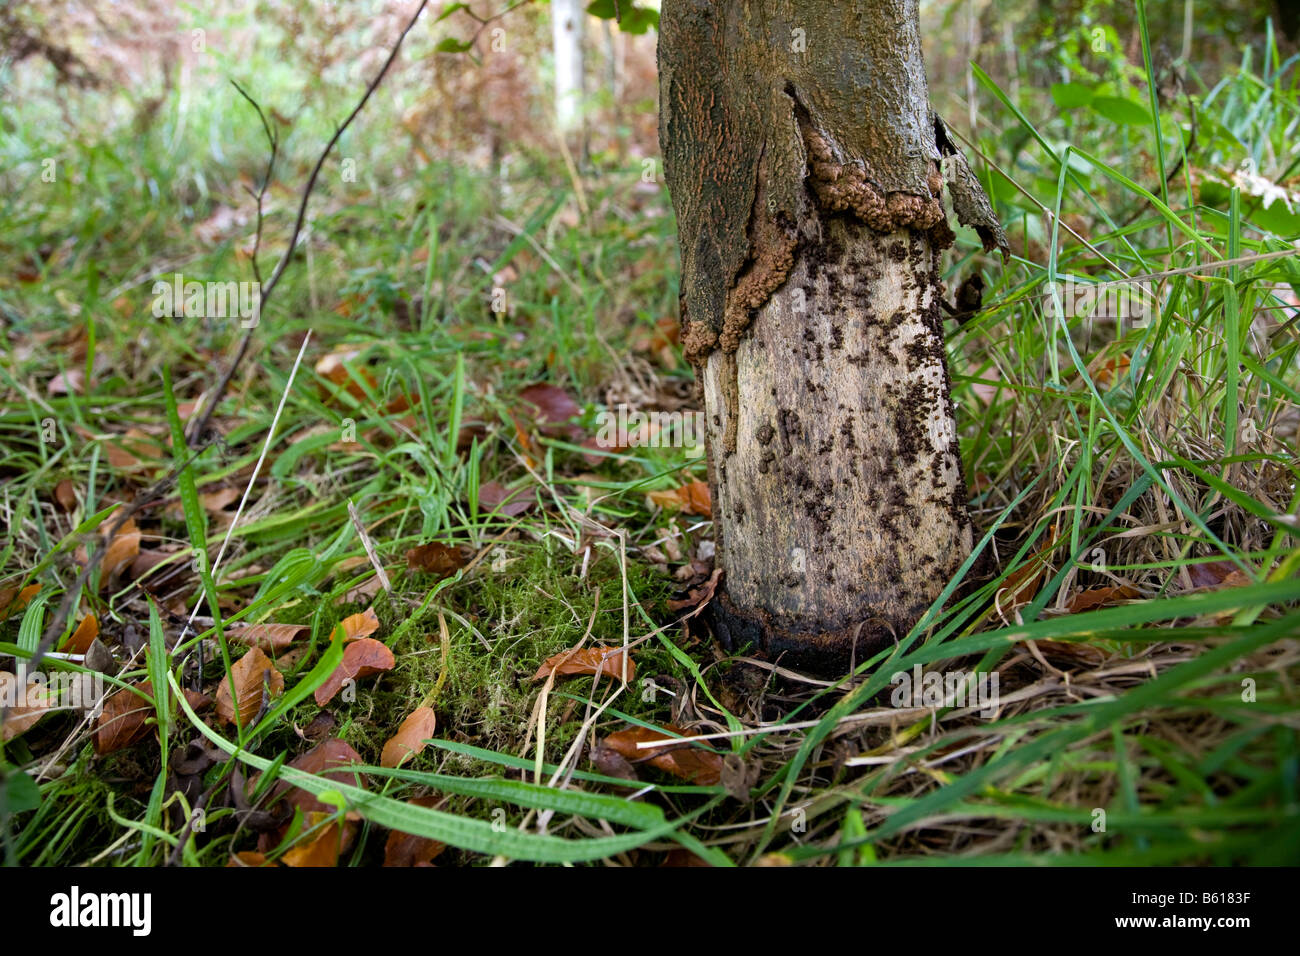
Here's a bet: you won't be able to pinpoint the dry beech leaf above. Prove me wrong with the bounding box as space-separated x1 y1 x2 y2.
1067 585 1140 613
280 811 357 868
384 796 446 867
64 614 99 654
216 646 285 725
999 533 1060 606
264 738 365 820
315 348 377 400
601 723 723 786
338 606 381 641
90 427 162 471
314 638 395 706
340 575 384 607
668 566 723 616
95 681 156 754
0 583 41 622
517 383 586 448
199 487 242 514
580 433 623 465
633 316 682 367
456 422 488 452
1188 560 1253 591
518 383 582 425
47 368 86 396
532 645 636 683
99 517 141 584
647 480 711 517
258 738 366 857
54 479 78 512
0 671 59 742
405 542 468 578
479 481 533 517
230 622 309 652
380 706 438 769
129 549 178 585
1090 352 1131 387
590 743 640 784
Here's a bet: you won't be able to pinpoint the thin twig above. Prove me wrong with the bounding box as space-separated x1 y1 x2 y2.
186 0 431 448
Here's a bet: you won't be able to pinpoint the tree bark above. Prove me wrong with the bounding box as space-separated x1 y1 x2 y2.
659 0 1007 673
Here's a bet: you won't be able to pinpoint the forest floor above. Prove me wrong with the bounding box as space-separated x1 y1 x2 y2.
2 7 1299 866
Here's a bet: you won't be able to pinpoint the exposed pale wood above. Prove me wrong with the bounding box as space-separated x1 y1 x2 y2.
659 0 1003 672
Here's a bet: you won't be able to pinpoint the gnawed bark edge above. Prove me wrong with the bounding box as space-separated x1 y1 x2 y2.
660 2 1007 385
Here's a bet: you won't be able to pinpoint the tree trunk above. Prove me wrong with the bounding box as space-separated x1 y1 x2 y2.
551 0 586 140
658 0 1007 673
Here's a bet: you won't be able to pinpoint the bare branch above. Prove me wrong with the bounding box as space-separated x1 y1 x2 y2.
185 0 432 448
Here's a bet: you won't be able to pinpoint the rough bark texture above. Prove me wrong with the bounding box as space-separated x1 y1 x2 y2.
659 0 1006 674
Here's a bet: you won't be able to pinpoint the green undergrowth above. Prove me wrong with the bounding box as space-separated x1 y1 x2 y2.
1 3 1298 866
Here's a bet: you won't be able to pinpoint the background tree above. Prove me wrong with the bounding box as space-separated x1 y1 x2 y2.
659 0 1008 673
551 0 586 142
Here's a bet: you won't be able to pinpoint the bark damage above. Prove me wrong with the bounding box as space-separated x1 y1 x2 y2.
663 1 1004 375
659 0 1006 672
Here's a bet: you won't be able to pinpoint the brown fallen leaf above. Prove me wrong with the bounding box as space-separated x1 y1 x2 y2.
405 541 468 578
667 566 723 617
48 368 86 396
1187 560 1253 590
532 645 636 683
95 681 156 754
0 583 41 622
0 671 59 742
339 574 385 606
63 614 99 654
647 480 711 517
590 742 640 784
48 369 86 395
99 517 142 584
280 811 357 868
384 796 446 867
1090 352 1131 387
230 622 309 652
633 316 682 367
601 724 724 786
338 606 381 641
519 383 582 425
380 705 438 769
79 427 163 471
316 347 377 401
478 481 533 517
258 738 366 857
1067 585 1140 613
227 851 279 867
998 531 1061 607
215 646 285 725
128 548 180 586
456 422 488 452
199 486 242 514
54 479 78 512
580 433 627 465
314 638 396 706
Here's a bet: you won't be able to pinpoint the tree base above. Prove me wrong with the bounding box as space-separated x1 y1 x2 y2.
708 588 900 676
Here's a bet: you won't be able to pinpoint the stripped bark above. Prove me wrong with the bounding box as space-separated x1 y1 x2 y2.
659 0 1006 672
